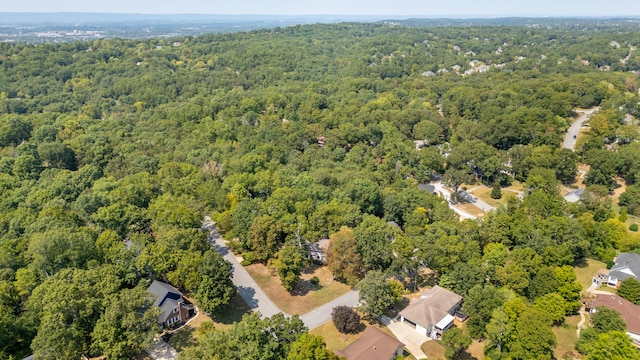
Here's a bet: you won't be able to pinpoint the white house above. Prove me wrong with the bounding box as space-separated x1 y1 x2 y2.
398 286 463 339
592 252 640 288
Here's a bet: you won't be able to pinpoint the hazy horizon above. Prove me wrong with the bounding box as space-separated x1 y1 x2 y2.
0 0 638 17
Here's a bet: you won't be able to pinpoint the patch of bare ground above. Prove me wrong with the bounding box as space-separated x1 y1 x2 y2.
612 176 627 200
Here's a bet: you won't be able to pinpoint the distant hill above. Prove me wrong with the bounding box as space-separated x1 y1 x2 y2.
0 12 389 25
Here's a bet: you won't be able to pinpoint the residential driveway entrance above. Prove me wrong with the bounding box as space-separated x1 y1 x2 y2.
381 315 429 359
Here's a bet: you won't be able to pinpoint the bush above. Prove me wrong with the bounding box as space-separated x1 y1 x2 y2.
619 208 628 222
310 276 320 285
242 251 256 263
331 306 361 334
630 224 638 232
240 259 251 266
490 183 502 199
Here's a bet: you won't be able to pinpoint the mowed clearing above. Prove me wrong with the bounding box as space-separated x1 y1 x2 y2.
573 258 606 294
245 263 352 315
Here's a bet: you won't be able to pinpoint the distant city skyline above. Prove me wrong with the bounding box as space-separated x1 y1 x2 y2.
0 0 639 17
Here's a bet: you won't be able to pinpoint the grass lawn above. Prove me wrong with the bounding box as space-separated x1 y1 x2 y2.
309 318 395 353
467 340 485 360
170 293 251 352
169 325 198 352
505 180 525 192
245 263 352 315
473 185 506 208
456 202 486 218
596 285 618 294
574 258 606 294
209 293 252 328
422 338 484 360
421 340 446 360
553 315 582 360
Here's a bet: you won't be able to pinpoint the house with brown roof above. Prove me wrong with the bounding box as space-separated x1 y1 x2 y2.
398 286 463 339
585 294 640 346
334 327 404 360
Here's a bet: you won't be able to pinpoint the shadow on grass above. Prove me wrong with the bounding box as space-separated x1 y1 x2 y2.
169 327 197 352
290 278 323 297
457 351 480 360
212 293 252 325
302 262 322 275
574 258 589 268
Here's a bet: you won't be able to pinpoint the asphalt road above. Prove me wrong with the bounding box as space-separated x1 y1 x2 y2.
203 217 359 330
432 182 477 220
562 107 599 150
300 290 359 330
203 218 284 319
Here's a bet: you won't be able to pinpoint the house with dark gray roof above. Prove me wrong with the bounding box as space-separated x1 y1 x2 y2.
147 280 195 328
609 253 640 286
593 252 640 289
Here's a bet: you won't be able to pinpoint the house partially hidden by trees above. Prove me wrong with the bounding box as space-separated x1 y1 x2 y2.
398 286 463 339
334 326 404 360
584 294 640 347
147 280 195 329
307 238 330 264
592 252 640 288
563 188 584 203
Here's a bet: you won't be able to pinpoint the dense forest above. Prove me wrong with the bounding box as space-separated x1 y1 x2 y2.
1 21 640 359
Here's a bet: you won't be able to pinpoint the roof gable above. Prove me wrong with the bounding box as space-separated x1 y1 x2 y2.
147 280 184 323
399 286 462 329
610 252 640 281
335 327 404 360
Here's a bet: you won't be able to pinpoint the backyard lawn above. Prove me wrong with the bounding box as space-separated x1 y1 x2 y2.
574 258 606 294
245 263 352 315
467 340 485 360
421 340 446 360
169 293 251 351
552 315 582 360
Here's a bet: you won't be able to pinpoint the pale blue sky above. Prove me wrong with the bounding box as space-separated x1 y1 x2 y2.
0 0 639 17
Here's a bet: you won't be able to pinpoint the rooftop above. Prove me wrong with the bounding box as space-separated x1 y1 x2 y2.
399 286 462 329
563 188 584 203
147 280 183 323
591 294 640 335
610 252 640 282
334 327 404 360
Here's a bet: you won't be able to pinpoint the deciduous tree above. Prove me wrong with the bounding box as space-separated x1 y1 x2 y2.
441 327 471 360
331 306 361 334
356 271 397 318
